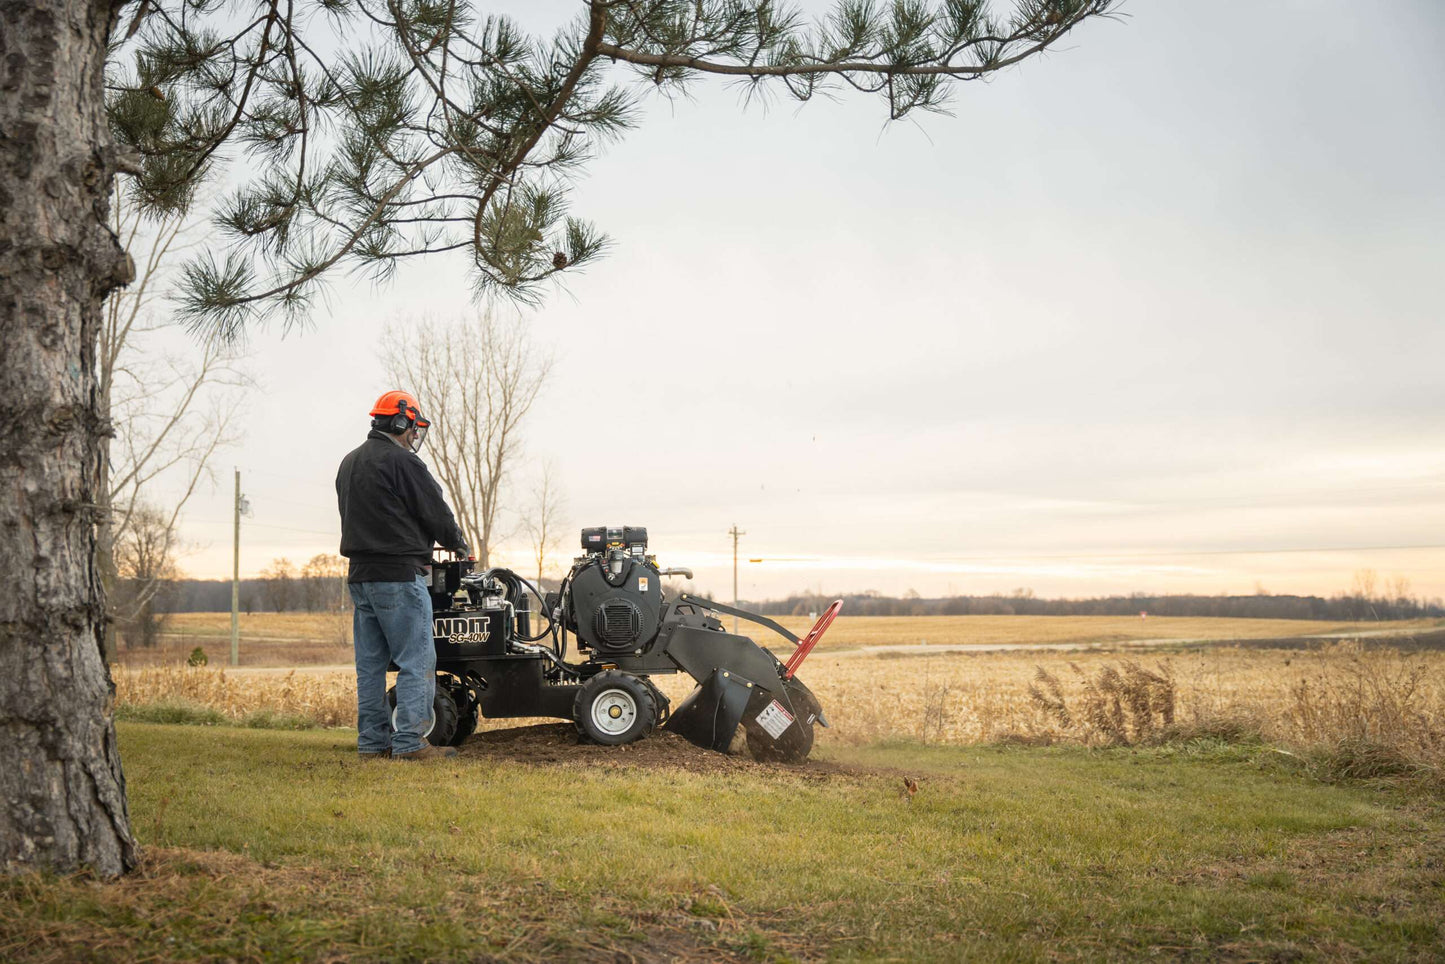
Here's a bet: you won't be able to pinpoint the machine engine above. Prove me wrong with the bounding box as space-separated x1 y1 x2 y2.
564 526 663 655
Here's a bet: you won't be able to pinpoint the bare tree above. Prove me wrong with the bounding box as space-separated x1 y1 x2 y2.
525 460 569 588
1349 568 1380 619
383 313 552 566
111 503 180 650
98 192 252 660
260 558 297 613
301 553 348 613
1350 568 1378 601
1387 574 1413 615
301 553 351 645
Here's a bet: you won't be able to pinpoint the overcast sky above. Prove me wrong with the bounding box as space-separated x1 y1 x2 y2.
161 0 1445 602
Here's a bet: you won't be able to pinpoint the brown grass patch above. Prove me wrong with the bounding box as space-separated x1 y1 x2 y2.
0 846 797 963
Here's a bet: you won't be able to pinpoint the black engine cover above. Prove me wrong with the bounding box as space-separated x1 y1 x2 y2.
569 556 663 654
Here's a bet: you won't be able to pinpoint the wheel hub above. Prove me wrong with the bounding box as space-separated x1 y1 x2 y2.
591 689 637 735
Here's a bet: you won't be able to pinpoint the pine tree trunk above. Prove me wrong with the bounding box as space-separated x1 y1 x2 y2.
0 0 137 877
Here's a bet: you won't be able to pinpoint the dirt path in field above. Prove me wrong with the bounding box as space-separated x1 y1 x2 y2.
187 625 1445 676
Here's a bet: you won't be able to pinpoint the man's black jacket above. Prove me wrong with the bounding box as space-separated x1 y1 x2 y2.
336 429 468 582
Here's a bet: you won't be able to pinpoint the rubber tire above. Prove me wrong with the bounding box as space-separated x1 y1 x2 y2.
573 670 656 746
640 677 671 725
428 683 461 746
387 679 460 746
450 694 480 747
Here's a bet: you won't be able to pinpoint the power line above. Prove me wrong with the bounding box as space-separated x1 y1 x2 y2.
743 543 1445 566
246 494 337 512
1108 543 1445 559
187 517 337 537
935 543 1445 561
242 467 334 486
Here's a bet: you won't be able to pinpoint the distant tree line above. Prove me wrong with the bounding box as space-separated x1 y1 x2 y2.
744 584 1443 622
125 554 349 622
139 568 1442 624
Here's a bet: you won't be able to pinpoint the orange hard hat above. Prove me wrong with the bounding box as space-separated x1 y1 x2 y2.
369 390 430 427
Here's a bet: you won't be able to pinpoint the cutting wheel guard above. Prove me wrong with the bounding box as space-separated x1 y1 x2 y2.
665 596 842 762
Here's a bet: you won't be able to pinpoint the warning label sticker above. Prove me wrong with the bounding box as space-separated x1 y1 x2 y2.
755 700 794 740
638 577 649 593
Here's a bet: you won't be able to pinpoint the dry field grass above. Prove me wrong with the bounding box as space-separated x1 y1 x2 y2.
801 645 1445 750
115 633 1445 778
165 611 348 639
761 614 1436 650
119 612 353 666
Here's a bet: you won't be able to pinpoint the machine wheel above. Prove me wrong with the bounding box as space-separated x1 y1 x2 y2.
573 670 656 745
387 679 460 746
744 681 822 764
449 688 480 747
640 677 671 725
745 718 814 763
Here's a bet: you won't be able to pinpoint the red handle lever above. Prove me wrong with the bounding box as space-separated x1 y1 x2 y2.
782 600 842 679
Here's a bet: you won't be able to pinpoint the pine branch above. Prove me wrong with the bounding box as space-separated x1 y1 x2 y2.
103 0 1117 332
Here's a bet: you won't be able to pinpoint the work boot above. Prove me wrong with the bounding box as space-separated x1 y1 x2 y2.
358 748 391 760
393 741 458 761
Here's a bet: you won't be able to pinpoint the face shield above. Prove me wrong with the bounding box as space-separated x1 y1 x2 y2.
410 414 430 452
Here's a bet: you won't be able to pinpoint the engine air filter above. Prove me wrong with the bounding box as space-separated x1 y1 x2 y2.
595 599 643 649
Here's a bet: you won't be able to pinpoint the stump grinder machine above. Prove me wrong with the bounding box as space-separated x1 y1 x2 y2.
390 526 840 763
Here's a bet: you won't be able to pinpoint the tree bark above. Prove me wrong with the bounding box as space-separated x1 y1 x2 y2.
0 0 137 876
97 427 117 663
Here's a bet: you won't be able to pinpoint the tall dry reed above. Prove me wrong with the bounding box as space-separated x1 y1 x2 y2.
114 666 356 727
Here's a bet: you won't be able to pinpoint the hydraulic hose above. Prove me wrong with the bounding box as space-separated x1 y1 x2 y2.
475 567 556 644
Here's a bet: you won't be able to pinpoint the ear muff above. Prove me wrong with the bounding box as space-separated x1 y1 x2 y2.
387 401 415 435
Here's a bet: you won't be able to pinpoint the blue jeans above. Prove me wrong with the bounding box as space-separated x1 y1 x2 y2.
349 576 435 755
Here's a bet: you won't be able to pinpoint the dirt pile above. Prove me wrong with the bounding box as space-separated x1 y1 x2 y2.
458 722 855 779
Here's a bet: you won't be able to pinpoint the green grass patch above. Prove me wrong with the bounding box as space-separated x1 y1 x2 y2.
112 701 226 726
238 708 320 730
1 724 1441 962
113 702 321 731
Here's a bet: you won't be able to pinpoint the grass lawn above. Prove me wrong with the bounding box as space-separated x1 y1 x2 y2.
3 724 1441 962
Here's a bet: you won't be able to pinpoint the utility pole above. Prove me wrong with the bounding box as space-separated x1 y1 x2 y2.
231 469 241 667
728 523 745 634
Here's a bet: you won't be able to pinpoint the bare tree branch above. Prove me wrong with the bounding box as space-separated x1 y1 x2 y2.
98 190 255 657
382 311 551 566
524 458 567 587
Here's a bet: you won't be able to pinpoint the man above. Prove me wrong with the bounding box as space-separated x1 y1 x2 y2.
337 390 469 761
